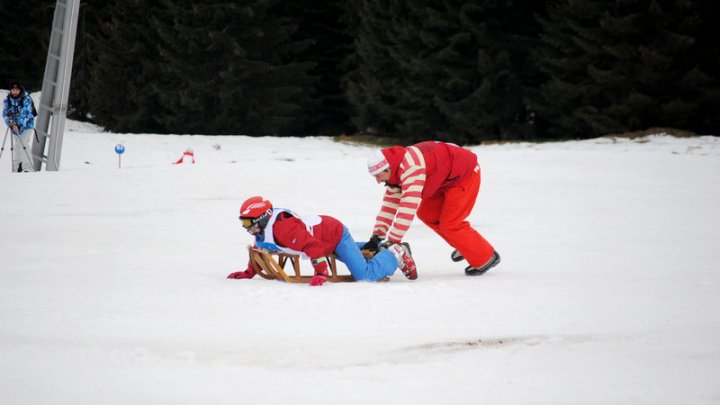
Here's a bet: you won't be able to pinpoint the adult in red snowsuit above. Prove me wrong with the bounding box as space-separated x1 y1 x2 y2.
365 141 500 276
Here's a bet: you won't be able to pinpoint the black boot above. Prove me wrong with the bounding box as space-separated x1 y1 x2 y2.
451 249 464 262
465 252 501 276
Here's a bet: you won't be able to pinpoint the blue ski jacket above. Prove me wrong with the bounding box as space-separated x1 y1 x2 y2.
3 90 35 133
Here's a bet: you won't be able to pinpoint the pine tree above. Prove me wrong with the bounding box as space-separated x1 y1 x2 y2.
0 0 54 91
431 0 545 142
346 0 544 143
536 0 716 138
385 1 458 141
345 0 407 138
69 1 109 121
152 0 315 135
85 0 164 133
278 0 355 135
691 1 720 133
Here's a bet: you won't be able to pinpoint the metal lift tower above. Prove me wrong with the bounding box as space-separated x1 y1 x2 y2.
32 0 80 171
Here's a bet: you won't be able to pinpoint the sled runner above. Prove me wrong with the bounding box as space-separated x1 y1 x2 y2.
248 246 355 283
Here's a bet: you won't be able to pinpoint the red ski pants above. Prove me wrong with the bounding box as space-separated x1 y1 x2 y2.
416 167 495 267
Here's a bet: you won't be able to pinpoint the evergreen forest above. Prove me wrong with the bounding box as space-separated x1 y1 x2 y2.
1 0 718 143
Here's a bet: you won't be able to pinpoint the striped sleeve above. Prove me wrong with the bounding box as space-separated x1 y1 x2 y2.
373 187 401 237
386 147 426 242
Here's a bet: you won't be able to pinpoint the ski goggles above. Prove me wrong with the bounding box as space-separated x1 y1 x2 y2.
239 217 254 229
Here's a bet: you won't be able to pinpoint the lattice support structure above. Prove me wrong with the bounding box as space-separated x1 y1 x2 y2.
32 0 80 171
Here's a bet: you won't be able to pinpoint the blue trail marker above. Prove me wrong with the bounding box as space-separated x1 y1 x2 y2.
114 144 125 168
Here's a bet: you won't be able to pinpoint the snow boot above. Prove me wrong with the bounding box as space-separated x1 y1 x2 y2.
388 243 418 280
465 251 501 276
451 249 464 262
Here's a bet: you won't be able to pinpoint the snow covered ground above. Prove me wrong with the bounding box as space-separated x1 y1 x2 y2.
1 116 719 404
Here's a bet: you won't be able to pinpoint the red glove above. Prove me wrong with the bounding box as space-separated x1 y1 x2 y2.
227 267 256 279
310 257 329 286
311 257 329 277
310 275 327 286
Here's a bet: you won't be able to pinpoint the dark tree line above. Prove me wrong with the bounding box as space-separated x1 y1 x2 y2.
533 0 720 138
1 0 718 141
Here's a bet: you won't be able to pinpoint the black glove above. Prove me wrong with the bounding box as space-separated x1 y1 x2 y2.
362 234 383 251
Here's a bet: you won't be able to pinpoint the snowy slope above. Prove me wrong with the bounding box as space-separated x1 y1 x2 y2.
1 118 719 404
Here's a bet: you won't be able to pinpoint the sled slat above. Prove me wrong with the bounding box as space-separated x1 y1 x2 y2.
248 246 355 283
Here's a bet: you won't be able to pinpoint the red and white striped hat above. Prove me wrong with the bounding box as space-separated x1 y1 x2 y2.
367 149 389 176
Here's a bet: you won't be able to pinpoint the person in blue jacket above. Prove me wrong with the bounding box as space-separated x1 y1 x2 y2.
3 82 36 172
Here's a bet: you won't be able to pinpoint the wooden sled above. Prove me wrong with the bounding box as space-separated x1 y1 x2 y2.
248 246 355 283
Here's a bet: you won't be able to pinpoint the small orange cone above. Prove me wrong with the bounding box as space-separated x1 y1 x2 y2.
174 148 195 164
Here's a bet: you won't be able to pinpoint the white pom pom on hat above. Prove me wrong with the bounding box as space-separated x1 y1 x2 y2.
367 149 389 175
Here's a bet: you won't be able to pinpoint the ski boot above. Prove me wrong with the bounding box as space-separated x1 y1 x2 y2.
465 251 501 276
451 249 464 262
388 242 418 280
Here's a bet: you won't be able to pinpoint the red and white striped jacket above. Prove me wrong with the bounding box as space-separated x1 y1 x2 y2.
373 141 479 242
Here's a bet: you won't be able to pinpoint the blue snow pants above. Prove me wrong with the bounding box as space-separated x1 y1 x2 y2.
334 227 398 282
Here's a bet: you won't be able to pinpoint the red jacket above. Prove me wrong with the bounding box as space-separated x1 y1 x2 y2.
243 212 344 278
271 212 344 259
374 141 479 242
383 141 479 198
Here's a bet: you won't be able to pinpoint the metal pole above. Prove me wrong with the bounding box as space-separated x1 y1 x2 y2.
32 0 80 171
0 128 10 171
46 0 80 171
